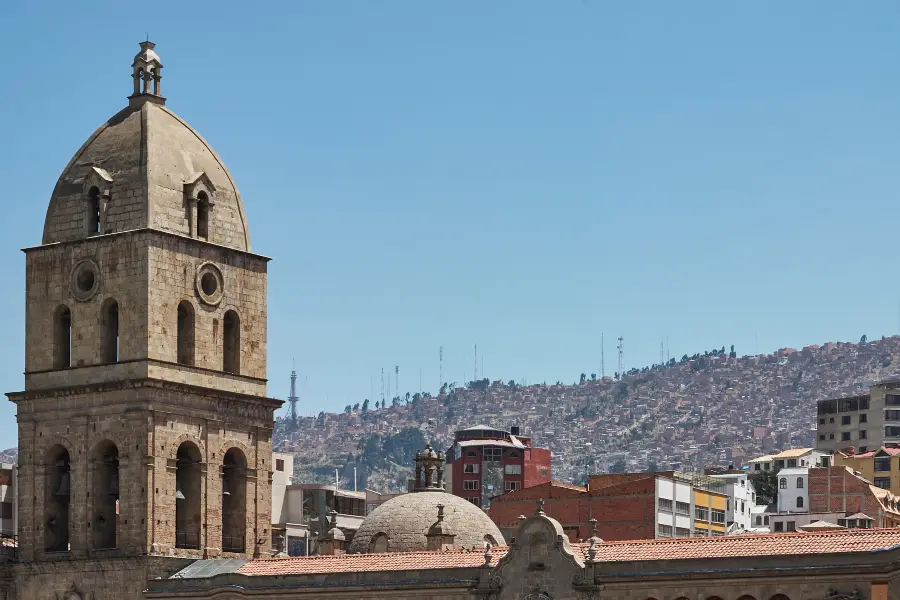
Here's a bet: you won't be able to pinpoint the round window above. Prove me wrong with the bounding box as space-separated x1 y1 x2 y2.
195 262 224 306
71 260 100 301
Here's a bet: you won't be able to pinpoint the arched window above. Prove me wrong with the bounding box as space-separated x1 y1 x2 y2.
223 310 240 374
88 186 100 235
770 595 791 600
222 448 247 553
196 192 209 240
45 445 71 552
796 496 803 509
755 516 762 526
764 516 770 525
737 596 758 600
92 441 119 549
175 442 202 549
796 477 804 489
102 299 119 363
779 478 787 489
177 301 195 366
369 533 389 553
53 305 72 369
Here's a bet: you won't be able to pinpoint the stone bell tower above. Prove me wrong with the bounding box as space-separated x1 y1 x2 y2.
5 42 281 600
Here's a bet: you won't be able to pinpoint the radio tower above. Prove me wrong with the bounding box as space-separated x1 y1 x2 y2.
617 336 624 375
474 344 478 382
660 338 664 366
288 365 299 428
395 365 399 400
601 333 605 378
439 346 443 391
380 368 385 404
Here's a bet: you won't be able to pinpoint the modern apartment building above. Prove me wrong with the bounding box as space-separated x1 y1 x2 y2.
834 445 900 494
816 379 900 453
444 424 551 508
747 448 830 472
710 471 756 532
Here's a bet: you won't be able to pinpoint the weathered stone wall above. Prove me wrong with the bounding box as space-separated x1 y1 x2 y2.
12 380 278 564
24 233 150 378
147 233 268 387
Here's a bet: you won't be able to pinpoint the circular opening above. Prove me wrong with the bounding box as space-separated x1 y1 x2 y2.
201 272 218 296
76 268 95 292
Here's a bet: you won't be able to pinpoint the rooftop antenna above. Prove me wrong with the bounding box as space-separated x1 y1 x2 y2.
617 336 624 375
380 368 385 404
474 343 478 382
439 346 443 391
601 333 605 378
288 361 299 428
660 338 664 366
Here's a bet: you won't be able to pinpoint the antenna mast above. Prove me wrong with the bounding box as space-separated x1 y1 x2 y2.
601 333 605 378
474 343 478 382
380 368 385 404
439 346 443 391
288 365 299 428
617 336 624 375
660 338 664 366
395 365 399 401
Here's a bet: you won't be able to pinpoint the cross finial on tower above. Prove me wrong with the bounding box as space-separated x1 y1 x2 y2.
536 498 545 515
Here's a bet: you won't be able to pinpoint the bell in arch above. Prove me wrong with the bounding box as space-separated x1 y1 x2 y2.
175 480 185 501
108 470 119 496
56 473 70 496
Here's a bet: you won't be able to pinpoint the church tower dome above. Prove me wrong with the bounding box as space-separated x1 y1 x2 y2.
42 41 251 251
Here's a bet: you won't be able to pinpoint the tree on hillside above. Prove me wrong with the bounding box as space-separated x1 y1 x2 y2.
352 402 360 412
609 459 627 474
860 334 868 344
361 399 369 413
580 373 587 384
590 373 597 380
730 345 736 359
749 469 779 506
344 405 351 414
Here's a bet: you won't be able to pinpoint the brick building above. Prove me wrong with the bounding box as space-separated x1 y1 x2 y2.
1 42 281 600
488 471 728 542
808 466 900 529
444 425 550 508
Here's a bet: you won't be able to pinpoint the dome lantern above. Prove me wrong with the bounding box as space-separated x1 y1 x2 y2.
130 40 164 107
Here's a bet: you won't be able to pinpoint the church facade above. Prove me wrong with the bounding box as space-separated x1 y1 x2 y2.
3 42 281 600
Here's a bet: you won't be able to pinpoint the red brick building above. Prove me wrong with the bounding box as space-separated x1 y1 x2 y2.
808 466 900 528
488 474 664 542
444 425 551 508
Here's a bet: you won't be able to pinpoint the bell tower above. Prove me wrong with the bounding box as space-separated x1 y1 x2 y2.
7 42 281 600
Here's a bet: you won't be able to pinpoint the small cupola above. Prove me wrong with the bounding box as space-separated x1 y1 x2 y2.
426 504 456 551
130 41 164 107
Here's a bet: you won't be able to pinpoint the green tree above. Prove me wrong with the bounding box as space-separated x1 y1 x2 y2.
580 373 587 384
609 459 627 474
749 468 779 506
590 373 597 381
361 399 369 413
344 405 352 414
352 402 360 412
860 334 868 344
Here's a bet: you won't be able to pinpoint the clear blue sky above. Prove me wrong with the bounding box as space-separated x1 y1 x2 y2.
0 1 899 441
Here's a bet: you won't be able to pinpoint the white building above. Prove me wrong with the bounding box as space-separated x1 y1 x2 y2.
711 472 756 532
655 474 693 538
749 503 773 532
776 467 808 514
748 449 830 472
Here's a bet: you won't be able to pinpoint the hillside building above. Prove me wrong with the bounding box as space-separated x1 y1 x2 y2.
834 445 900 494
444 425 550 508
816 379 900 453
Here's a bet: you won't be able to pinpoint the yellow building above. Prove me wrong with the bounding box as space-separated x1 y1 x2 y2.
673 473 728 535
834 446 900 495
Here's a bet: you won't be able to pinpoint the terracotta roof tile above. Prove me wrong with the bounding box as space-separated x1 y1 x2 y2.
235 529 900 576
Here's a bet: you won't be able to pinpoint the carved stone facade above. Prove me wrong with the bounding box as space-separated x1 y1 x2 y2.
2 41 280 600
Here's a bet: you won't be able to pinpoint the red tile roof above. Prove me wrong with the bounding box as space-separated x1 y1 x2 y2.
234 529 900 576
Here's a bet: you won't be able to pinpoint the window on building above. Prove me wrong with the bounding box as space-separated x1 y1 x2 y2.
842 415 852 425
466 497 481 507
177 301 195 366
775 460 785 470
467 451 477 458
860 413 868 423
507 451 519 458
887 426 900 438
764 516 769 525
741 500 745 513
695 506 709 521
787 459 797 468
875 457 892 472
875 477 891 490
859 446 868 453
91 440 120 550
755 516 762 526
464 480 480 490
796 477 804 489
101 299 119 363
464 464 479 474
659 498 673 511
822 456 831 467
657 524 673 537
88 186 101 235
763 464 770 471
276 459 285 472
860 430 868 439
861 397 870 409
483 448 502 462
887 410 900 421
675 527 691 538
504 481 521 492
222 448 248 552
819 418 825 425
841 432 851 441
223 310 240 374
45 445 71 552
829 417 835 423
774 521 784 532
675 501 690 515
796 496 803 509
829 433 835 439
753 464 761 471
711 509 726 524
819 435 825 441
196 191 210 240
53 305 72 369
175 441 202 550
504 464 522 475
786 521 796 531
779 478 787 489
